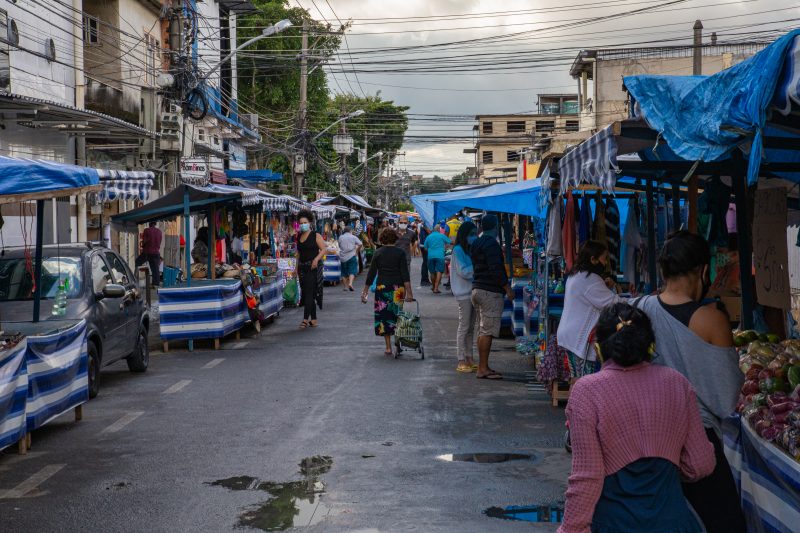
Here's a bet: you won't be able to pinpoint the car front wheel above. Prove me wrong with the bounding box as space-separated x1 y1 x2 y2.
126 326 149 373
88 341 100 399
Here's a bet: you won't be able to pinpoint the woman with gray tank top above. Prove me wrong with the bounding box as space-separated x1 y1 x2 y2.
634 231 745 533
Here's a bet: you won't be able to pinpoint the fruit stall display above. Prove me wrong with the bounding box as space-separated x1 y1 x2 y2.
734 333 800 462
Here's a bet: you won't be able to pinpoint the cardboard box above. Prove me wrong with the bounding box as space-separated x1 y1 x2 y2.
719 296 742 323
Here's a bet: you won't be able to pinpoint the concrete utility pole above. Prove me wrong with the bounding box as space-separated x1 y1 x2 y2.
73 0 87 242
688 20 703 233
295 20 309 196
363 131 369 200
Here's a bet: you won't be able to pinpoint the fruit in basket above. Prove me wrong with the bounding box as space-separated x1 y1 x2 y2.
767 333 781 343
777 427 800 460
742 380 760 396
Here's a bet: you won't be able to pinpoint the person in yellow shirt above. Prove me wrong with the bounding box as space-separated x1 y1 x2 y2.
446 215 462 243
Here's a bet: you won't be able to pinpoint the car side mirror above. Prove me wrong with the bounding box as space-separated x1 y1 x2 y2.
100 284 126 299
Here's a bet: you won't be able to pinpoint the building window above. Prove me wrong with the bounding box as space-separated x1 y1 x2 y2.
198 128 206 142
144 33 160 85
482 150 493 164
536 120 555 133
83 15 99 45
507 150 521 162
507 121 525 133
565 120 579 132
482 121 493 134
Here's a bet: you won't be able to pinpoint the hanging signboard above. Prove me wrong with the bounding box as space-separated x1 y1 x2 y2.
180 157 209 185
753 188 790 309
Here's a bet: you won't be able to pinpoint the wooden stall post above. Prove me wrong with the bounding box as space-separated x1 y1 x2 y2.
32 199 45 322
733 166 755 330
645 181 658 293
183 186 193 352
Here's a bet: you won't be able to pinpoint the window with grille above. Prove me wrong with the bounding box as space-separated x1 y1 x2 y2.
482 151 493 164
507 150 520 162
83 15 99 45
507 121 525 133
536 120 555 132
566 120 579 132
482 121 493 134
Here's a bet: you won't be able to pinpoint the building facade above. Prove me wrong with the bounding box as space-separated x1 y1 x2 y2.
570 42 765 131
474 94 579 183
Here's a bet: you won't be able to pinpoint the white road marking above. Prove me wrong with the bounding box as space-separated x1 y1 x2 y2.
228 342 248 350
163 379 192 394
101 411 145 434
0 464 66 499
202 358 225 369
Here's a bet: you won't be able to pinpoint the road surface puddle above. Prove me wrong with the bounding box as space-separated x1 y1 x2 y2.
484 504 564 523
436 453 534 463
208 455 333 531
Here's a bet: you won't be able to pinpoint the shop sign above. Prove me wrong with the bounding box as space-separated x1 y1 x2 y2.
753 188 790 309
180 157 209 185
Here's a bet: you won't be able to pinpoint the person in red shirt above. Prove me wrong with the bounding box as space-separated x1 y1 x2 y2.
136 221 163 286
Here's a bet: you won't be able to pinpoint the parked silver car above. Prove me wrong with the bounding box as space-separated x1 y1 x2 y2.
0 243 150 398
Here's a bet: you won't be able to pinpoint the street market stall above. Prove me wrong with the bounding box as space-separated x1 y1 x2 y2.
556 29 800 529
0 156 101 453
113 182 285 350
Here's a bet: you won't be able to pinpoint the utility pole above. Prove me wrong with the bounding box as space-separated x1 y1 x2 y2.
688 20 703 233
295 19 309 197
363 131 368 200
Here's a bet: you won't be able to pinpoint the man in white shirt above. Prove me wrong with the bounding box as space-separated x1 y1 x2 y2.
338 225 363 291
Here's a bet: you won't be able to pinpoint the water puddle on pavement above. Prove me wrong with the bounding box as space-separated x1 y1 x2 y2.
436 453 534 463
484 504 564 523
207 455 333 531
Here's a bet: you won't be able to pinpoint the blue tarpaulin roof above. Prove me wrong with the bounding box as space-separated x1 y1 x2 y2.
411 179 546 227
0 156 100 199
624 30 800 185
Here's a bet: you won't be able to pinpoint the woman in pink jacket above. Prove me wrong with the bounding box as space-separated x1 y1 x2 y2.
560 302 715 533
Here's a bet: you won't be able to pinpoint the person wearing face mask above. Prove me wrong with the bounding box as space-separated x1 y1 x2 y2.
632 231 744 533
395 215 418 272
295 210 327 329
557 241 623 378
451 221 478 372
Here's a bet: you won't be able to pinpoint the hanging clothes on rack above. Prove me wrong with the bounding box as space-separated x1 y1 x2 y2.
546 196 563 257
578 193 592 246
592 191 607 244
622 197 643 283
562 191 577 271
605 196 621 275
698 176 731 247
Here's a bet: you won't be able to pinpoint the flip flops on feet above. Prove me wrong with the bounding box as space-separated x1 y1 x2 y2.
476 370 503 380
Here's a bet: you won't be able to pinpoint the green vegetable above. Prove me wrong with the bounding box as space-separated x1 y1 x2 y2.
761 377 787 394
789 365 800 390
751 393 767 407
767 333 781 343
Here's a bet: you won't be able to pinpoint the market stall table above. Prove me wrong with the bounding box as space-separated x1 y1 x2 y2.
255 276 285 320
158 279 249 351
323 254 341 284
724 415 800 533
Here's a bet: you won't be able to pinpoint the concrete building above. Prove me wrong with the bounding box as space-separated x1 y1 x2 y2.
474 93 579 183
570 42 766 131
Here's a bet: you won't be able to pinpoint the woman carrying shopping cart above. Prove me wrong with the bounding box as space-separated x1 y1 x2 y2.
362 227 415 357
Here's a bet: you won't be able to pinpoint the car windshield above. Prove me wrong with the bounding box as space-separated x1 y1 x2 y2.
0 256 83 301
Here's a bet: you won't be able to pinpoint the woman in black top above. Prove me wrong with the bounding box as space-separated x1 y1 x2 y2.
362 227 414 356
296 210 326 329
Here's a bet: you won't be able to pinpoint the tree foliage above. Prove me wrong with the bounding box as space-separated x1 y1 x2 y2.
236 1 409 201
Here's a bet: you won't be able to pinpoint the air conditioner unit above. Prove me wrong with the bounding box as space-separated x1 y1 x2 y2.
241 113 258 130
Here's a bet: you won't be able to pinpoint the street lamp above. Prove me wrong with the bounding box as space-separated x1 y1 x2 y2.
313 109 365 140
202 19 293 81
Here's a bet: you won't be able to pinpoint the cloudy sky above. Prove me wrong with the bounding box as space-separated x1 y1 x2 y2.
294 0 799 178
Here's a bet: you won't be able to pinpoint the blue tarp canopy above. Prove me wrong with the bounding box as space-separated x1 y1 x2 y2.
411 179 546 227
624 29 800 185
224 169 282 182
0 156 101 203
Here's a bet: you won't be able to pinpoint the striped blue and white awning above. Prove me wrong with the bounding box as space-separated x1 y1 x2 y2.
558 124 619 193
97 169 155 201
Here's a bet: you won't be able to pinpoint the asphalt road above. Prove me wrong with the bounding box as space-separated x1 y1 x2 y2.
0 259 569 532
